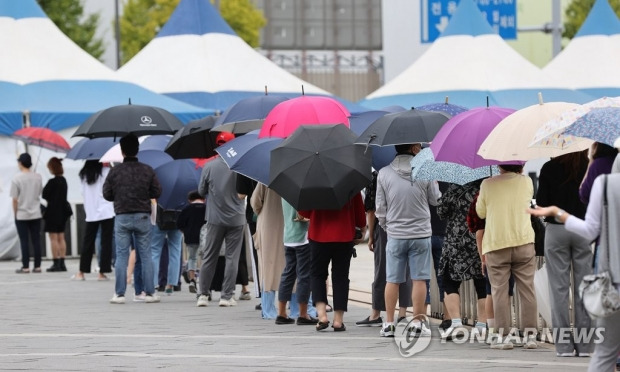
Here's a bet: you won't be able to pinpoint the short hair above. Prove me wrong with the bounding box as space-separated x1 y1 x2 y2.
498 164 523 173
394 143 420 155
47 157 64 176
120 133 139 157
187 190 202 201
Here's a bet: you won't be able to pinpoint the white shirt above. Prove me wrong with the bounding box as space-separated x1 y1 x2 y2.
82 167 115 222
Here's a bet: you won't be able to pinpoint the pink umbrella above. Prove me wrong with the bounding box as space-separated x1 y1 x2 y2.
258 95 350 138
430 106 516 168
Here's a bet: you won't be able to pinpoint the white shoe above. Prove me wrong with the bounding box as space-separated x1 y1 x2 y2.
133 292 146 302
238 291 252 301
523 335 538 349
557 352 575 357
490 338 514 350
409 323 431 338
145 294 160 303
219 297 237 307
197 295 209 307
110 294 126 304
577 352 590 357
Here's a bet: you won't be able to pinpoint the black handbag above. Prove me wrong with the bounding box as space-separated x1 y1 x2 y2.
531 215 545 256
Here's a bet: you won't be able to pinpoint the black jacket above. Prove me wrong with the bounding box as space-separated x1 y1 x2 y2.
103 157 161 215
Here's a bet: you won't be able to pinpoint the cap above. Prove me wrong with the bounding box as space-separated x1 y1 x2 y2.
17 153 32 168
215 131 235 145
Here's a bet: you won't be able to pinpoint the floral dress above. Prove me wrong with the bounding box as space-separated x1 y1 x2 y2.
437 181 484 282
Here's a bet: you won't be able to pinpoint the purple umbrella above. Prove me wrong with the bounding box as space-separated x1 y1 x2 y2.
430 106 516 168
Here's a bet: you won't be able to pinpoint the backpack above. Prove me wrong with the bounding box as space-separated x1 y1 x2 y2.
156 204 181 230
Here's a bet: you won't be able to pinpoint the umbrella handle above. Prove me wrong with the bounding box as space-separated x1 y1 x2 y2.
363 134 376 154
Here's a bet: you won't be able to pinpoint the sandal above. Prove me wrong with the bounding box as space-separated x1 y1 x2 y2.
32 267 41 273
316 321 330 331
333 323 346 332
15 267 30 274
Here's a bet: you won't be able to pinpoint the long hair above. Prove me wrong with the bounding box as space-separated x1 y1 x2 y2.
556 149 588 184
79 160 103 185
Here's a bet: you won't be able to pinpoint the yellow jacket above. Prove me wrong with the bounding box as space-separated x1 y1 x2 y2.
476 172 535 254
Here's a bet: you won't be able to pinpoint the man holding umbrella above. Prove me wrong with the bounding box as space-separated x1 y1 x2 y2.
103 134 162 304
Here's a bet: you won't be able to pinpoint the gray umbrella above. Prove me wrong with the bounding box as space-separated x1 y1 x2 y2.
269 124 372 211
72 103 184 139
354 108 450 146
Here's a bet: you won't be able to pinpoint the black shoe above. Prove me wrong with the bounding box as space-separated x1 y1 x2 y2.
297 316 319 325
181 270 190 284
156 286 165 292
173 285 181 292
439 319 452 331
275 315 295 325
333 323 346 332
255 303 262 311
189 280 197 294
59 258 67 272
356 316 383 327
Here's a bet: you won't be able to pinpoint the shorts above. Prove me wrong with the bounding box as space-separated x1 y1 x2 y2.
385 237 431 283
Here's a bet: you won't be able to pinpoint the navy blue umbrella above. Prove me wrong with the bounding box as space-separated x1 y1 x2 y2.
416 102 469 117
215 130 283 185
153 159 202 210
66 137 119 160
137 150 174 170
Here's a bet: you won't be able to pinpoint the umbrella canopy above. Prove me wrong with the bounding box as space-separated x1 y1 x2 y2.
12 127 70 153
563 107 620 146
269 124 372 210
72 103 184 139
355 108 450 146
430 106 516 168
100 135 173 169
215 130 283 185
416 102 469 117
530 96 620 149
258 95 351 138
153 159 202 210
164 115 218 159
212 95 290 134
349 110 397 170
66 137 119 160
477 95 581 161
411 148 499 185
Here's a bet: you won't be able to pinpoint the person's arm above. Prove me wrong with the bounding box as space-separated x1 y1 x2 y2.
366 210 376 252
149 173 162 199
375 174 387 230
476 229 485 274
12 198 17 219
102 171 114 202
198 166 209 198
427 180 441 206
475 182 487 219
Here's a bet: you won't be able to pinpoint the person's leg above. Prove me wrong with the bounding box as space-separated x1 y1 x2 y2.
150 225 165 289
427 235 444 310
236 235 249 288
587 311 620 372
485 248 512 336
99 218 114 275
545 225 575 354
409 238 431 319
372 222 387 314
385 237 407 324
310 240 330 325
198 223 225 298
330 243 354 328
570 231 595 356
510 244 537 335
221 225 244 301
186 243 198 284
278 245 297 318
15 220 30 270
295 243 312 319
58 229 67 271
113 215 131 296
127 249 136 284
30 219 42 270
166 229 183 288
46 232 60 271
133 214 155 296
79 221 99 276
442 271 462 322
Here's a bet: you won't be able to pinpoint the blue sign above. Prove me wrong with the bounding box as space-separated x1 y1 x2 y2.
421 0 517 43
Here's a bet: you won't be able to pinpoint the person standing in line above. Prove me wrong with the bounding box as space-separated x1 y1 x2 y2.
103 133 162 304
196 132 246 308
579 142 617 205
476 162 537 350
356 170 412 328
375 143 441 338
150 203 183 295
177 190 206 293
299 193 366 332
42 157 71 272
275 199 318 326
427 181 450 329
236 174 259 306
72 160 115 281
11 153 43 274
536 150 594 357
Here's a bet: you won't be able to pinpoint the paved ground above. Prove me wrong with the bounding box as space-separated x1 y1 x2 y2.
1 247 591 372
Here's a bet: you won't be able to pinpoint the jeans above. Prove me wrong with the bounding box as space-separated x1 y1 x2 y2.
186 243 199 271
114 213 154 296
278 244 312 304
150 226 182 287
15 219 42 269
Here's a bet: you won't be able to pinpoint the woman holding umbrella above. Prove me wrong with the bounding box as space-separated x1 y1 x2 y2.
42 157 71 272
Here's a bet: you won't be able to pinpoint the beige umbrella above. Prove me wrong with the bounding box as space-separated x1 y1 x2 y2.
477 94 586 161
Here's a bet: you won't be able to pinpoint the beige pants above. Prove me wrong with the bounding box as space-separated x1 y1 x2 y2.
486 243 537 335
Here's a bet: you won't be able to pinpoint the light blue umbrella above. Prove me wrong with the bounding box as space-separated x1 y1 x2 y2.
562 107 620 147
416 102 469 117
410 148 499 185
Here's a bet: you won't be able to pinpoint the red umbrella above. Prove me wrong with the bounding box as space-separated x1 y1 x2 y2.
258 96 350 138
13 127 70 153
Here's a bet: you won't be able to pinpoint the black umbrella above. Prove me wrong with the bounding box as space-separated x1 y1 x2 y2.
164 115 218 159
72 103 184 139
354 108 450 146
269 124 372 211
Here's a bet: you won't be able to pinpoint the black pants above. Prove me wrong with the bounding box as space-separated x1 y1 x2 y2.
15 219 42 269
79 218 114 273
310 240 354 312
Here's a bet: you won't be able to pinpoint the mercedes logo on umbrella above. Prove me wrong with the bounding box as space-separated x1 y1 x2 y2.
140 116 155 127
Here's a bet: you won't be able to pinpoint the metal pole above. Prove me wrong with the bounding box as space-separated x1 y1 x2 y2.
114 0 121 69
551 0 562 57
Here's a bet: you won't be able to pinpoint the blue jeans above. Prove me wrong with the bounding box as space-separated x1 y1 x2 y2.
114 213 154 296
386 237 431 283
150 226 182 287
278 244 312 304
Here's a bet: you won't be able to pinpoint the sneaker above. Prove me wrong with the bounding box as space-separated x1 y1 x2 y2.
239 291 252 301
182 270 190 284
133 292 146 302
110 294 125 304
197 294 209 307
165 287 173 296
356 316 383 327
438 319 452 331
380 323 395 337
557 352 575 357
490 338 514 350
577 352 590 357
219 297 237 307
523 336 538 349
188 280 197 294
441 325 467 341
145 294 160 303
409 323 431 338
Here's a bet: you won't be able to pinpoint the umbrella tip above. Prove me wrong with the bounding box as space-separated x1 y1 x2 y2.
128 98 132 105
301 85 305 95
445 96 449 104
265 86 268 95
486 96 489 108
537 92 543 105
